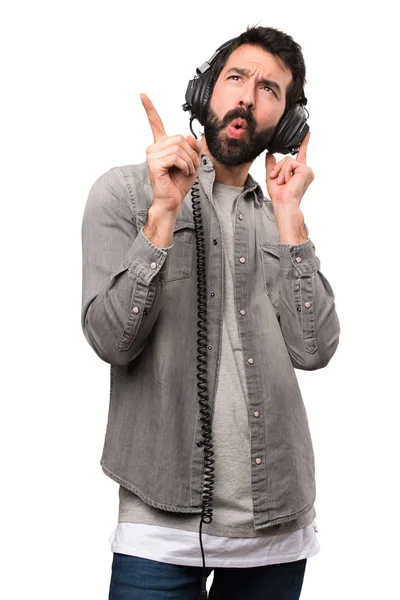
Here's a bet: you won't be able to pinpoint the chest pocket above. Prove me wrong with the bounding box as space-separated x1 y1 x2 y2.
159 219 195 282
260 243 280 310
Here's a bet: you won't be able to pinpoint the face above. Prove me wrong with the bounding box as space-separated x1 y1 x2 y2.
204 44 292 166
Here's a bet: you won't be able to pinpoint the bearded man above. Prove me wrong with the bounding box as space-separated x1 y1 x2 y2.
81 25 340 600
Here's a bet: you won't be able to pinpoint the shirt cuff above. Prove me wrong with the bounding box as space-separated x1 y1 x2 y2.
123 228 172 285
277 238 319 275
140 227 174 251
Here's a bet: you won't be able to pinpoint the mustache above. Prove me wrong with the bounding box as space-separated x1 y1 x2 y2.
218 107 257 133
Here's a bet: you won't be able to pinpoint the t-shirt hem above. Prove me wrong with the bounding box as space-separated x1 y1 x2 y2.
110 543 320 568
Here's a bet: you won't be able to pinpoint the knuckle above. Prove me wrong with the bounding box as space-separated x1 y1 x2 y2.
175 134 185 145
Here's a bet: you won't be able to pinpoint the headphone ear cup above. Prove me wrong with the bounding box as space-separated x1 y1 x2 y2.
184 38 236 127
188 71 214 126
268 104 309 155
199 72 215 125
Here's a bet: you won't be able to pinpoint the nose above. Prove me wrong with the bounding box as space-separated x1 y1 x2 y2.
238 87 255 111
238 99 255 113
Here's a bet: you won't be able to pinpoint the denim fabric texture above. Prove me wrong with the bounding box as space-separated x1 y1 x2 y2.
81 156 340 530
108 553 307 600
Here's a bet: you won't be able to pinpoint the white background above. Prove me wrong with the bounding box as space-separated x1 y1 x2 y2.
1 1 399 598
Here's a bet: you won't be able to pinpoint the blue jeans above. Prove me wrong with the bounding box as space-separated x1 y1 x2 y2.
109 553 307 599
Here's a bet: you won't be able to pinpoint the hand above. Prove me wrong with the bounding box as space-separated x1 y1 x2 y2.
265 131 314 209
141 93 202 214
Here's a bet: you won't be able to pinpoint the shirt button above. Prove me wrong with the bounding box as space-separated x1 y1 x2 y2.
295 256 302 263
239 257 246 264
247 358 254 364
255 458 262 465
210 292 215 297
213 239 218 245
207 345 213 351
238 213 243 220
150 262 157 270
132 306 139 314
239 309 246 316
304 301 311 308
253 411 260 417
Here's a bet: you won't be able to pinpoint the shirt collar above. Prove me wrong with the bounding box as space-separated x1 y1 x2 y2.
199 153 265 207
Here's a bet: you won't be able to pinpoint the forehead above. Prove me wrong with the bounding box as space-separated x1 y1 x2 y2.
221 43 292 89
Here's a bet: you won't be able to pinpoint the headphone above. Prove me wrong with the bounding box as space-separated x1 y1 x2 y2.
183 38 310 155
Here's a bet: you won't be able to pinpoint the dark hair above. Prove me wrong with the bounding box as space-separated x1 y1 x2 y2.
211 26 307 113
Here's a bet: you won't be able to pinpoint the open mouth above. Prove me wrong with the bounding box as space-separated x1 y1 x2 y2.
230 118 248 131
226 118 248 138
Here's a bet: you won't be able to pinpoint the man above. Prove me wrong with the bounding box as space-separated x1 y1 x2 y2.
81 25 340 600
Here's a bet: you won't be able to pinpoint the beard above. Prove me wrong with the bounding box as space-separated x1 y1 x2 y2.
203 105 276 167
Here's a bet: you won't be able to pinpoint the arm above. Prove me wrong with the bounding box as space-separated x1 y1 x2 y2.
265 133 340 370
81 94 201 366
81 167 169 366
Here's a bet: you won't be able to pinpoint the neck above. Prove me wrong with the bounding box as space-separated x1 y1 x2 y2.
200 137 251 187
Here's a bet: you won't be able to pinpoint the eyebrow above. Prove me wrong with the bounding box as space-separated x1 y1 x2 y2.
225 67 282 98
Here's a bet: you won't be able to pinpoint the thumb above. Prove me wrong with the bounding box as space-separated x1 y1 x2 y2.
186 135 202 154
265 153 277 180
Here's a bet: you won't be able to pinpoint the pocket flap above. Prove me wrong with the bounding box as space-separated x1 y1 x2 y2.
260 243 280 260
136 211 195 234
174 218 195 233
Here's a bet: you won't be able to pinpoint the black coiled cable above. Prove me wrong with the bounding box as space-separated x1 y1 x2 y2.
191 177 215 600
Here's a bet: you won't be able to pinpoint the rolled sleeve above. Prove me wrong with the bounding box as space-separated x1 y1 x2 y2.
277 238 320 275
277 236 340 369
124 228 172 285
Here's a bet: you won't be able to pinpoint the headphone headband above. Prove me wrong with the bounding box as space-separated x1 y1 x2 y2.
195 38 237 75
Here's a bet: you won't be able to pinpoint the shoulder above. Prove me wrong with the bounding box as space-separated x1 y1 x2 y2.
113 162 151 188
86 162 153 215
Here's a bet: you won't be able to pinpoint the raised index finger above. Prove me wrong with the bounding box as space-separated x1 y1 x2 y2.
140 93 167 143
296 130 311 164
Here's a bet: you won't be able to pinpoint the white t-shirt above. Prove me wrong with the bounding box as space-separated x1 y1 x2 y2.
109 521 320 568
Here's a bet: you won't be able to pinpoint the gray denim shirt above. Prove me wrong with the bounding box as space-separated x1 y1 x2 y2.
81 155 340 530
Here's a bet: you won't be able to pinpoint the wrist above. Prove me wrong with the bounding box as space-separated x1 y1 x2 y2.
273 205 308 245
144 205 178 248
